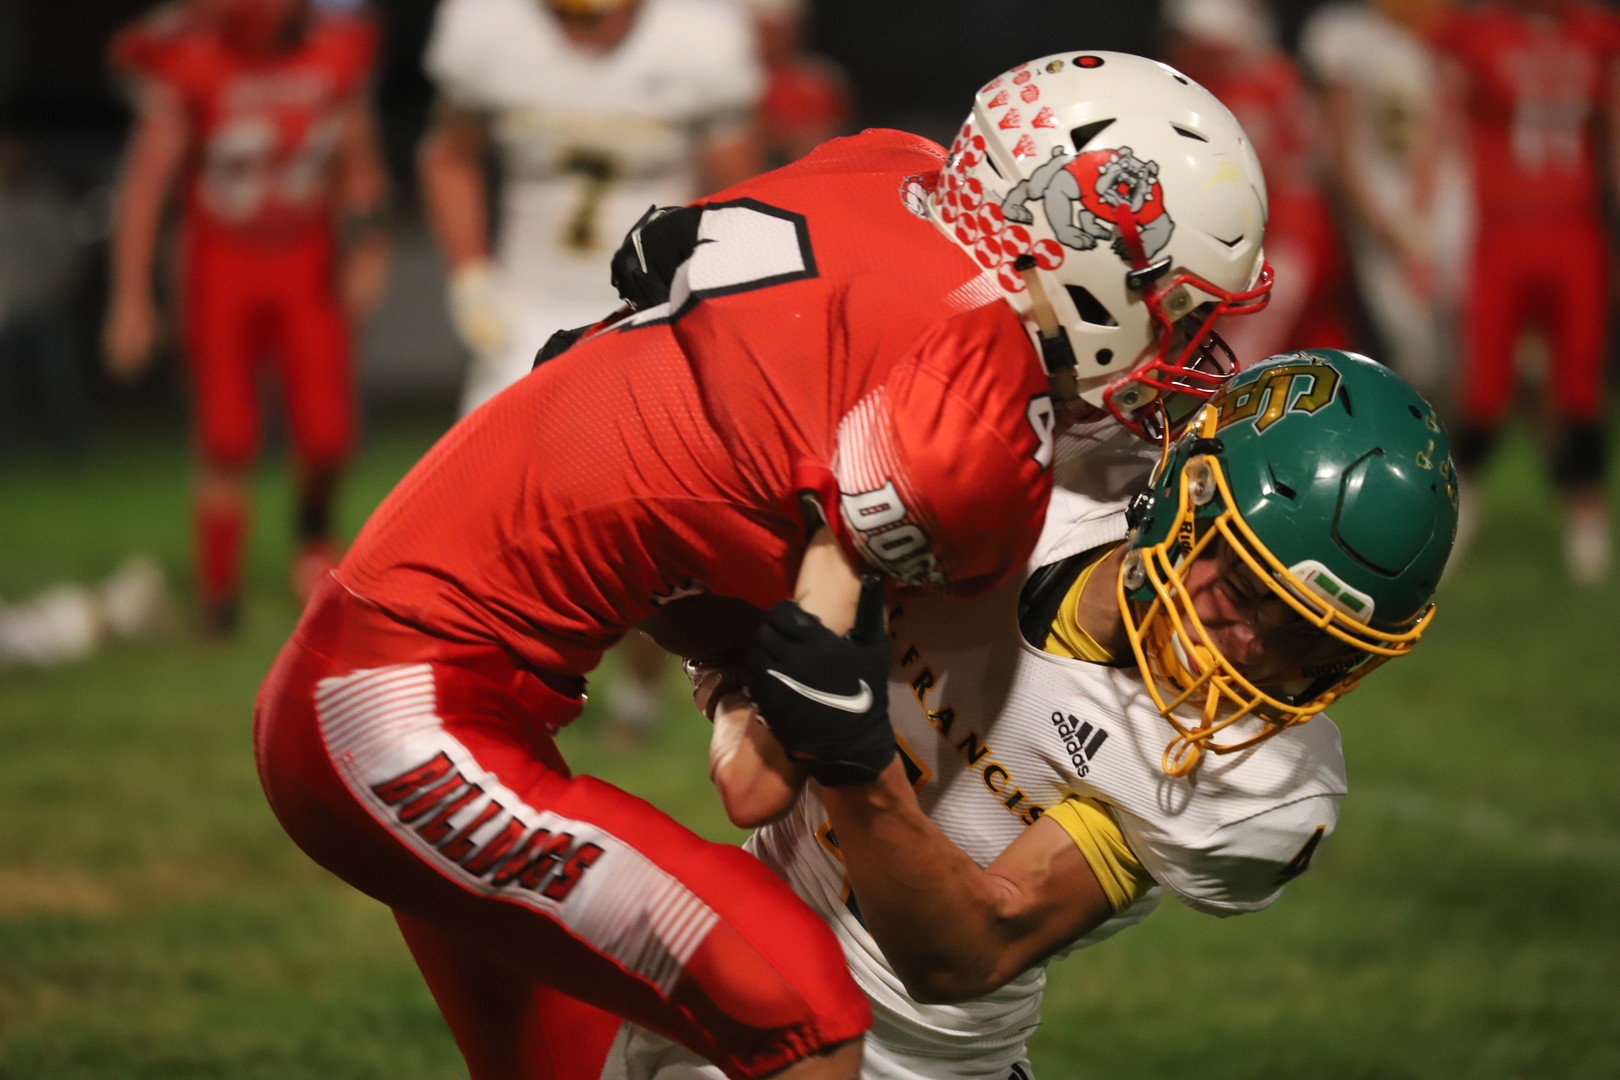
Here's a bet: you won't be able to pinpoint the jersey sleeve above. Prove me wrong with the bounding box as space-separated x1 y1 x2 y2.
423 0 492 110
820 300 1053 594
331 13 381 95
1118 793 1342 917
108 4 190 91
1044 796 1155 915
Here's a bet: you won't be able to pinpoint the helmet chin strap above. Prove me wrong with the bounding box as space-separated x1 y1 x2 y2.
1013 253 1078 378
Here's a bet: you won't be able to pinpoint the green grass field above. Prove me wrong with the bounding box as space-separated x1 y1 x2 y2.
1 406 1616 1079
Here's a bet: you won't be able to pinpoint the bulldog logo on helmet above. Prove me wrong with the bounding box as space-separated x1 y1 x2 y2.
1001 146 1175 264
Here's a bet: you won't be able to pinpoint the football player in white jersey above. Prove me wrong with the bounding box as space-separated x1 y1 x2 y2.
1300 0 1467 399
419 0 765 416
602 349 1459 1080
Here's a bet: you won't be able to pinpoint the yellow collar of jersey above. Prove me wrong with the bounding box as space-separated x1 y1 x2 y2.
1042 545 1118 663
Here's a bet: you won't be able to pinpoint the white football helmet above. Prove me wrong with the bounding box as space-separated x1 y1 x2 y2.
928 51 1272 438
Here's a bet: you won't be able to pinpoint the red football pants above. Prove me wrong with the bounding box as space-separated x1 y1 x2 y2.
1459 218 1610 426
254 580 870 1080
181 230 355 468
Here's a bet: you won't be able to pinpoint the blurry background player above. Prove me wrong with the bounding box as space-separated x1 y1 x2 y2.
417 0 763 747
1426 0 1618 584
1301 0 1468 402
745 0 852 168
1162 0 1353 365
104 0 391 634
419 0 764 417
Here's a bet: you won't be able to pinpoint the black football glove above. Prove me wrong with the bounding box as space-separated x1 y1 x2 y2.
743 575 894 787
608 203 702 311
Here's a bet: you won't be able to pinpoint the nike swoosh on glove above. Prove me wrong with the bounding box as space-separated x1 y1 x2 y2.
743 575 894 787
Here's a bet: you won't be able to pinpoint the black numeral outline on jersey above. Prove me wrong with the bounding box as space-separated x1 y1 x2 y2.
617 198 820 331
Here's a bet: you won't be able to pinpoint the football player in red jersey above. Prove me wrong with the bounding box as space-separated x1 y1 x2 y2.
254 53 1270 1080
105 0 390 633
1427 0 1618 582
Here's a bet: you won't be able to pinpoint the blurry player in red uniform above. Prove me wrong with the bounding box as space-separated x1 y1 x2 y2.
254 53 1271 1080
1428 0 1619 582
1163 0 1353 365
105 0 390 632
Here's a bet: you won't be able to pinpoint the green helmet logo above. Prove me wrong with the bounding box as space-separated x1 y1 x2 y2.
1118 349 1459 776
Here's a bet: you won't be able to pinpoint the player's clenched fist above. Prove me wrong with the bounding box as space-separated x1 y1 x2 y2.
744 575 894 787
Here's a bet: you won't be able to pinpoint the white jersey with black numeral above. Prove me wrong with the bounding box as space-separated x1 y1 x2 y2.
425 0 762 332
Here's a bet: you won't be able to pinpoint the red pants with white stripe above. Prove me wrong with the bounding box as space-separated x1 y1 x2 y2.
254 580 869 1080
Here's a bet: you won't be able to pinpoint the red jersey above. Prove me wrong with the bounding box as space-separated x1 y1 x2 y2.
110 4 376 243
1429 1 1620 217
338 130 1055 687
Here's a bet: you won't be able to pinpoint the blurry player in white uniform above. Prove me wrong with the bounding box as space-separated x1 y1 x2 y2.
1300 0 1468 399
603 350 1458 1079
419 0 764 415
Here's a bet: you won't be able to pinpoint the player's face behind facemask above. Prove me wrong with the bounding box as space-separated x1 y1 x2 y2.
541 0 641 51
1116 349 1458 777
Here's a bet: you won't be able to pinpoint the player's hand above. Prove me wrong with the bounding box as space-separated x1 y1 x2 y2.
743 575 894 787
448 261 507 356
103 293 158 382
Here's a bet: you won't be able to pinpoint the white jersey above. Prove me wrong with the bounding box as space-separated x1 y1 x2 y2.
425 0 763 349
599 433 1347 1079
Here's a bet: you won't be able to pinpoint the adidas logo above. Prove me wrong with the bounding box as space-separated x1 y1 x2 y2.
1050 711 1109 778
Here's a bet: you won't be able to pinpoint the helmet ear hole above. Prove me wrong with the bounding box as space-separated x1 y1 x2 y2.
1065 285 1118 327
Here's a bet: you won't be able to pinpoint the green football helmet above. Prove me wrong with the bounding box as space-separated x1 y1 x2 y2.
1118 349 1459 775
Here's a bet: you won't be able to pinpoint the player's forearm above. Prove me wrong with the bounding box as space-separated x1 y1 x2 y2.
417 126 490 269
708 694 804 828
338 96 391 225
1317 88 1376 232
818 762 1033 1004
108 117 184 300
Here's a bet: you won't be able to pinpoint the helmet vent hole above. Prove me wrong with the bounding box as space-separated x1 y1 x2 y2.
1170 123 1209 143
1070 119 1117 152
1096 349 1114 366
1172 73 1190 85
1274 482 1298 500
1338 385 1355 415
1066 285 1118 327
1408 405 1423 420
983 154 1004 179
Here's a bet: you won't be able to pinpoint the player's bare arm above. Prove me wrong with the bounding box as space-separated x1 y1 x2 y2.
418 99 507 355
704 527 855 827
335 89 391 322
818 767 1113 1004
418 99 490 269
105 81 189 380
